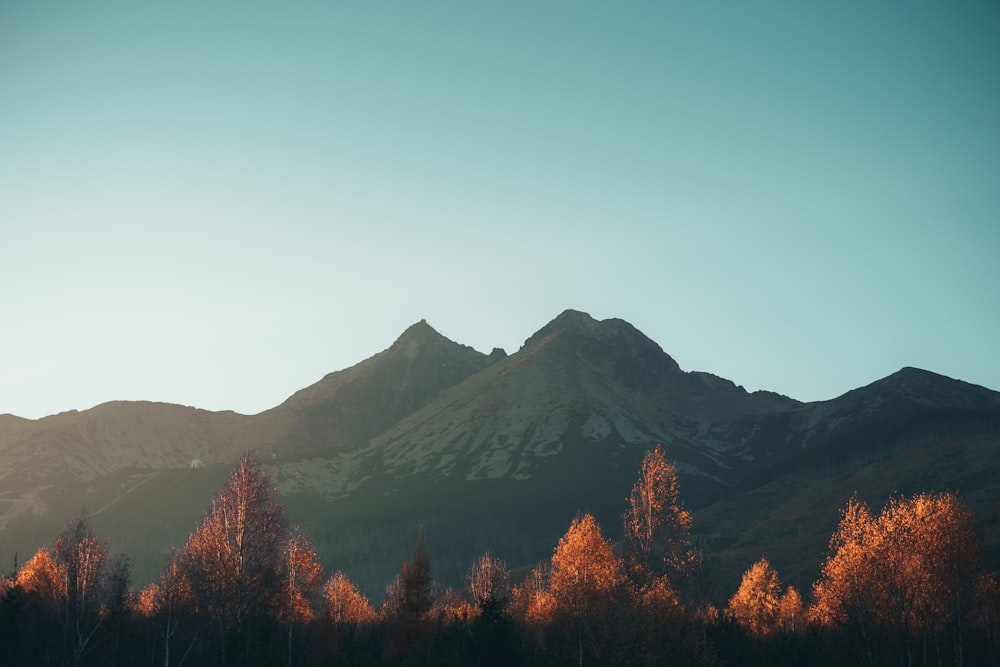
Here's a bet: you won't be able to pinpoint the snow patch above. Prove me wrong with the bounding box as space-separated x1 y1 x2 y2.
580 415 612 440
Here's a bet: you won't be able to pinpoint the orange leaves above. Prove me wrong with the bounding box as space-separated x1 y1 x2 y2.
726 557 783 638
323 572 376 625
635 574 684 622
134 582 160 618
810 491 985 648
279 530 324 625
778 585 805 634
549 513 624 624
511 563 555 629
16 547 66 601
623 444 697 590
178 451 289 632
551 514 623 598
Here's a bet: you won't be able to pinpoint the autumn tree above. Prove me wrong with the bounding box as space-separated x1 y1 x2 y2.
549 513 625 666
16 512 130 667
726 556 782 639
323 572 375 625
178 451 289 664
623 445 698 596
467 551 511 611
136 555 199 667
15 547 64 604
510 563 555 645
811 492 987 666
811 497 877 625
14 546 65 664
278 529 324 667
778 585 805 634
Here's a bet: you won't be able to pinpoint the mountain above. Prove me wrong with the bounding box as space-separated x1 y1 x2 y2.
2 310 998 599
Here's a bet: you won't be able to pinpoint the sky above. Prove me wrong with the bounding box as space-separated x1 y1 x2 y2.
2 2 998 420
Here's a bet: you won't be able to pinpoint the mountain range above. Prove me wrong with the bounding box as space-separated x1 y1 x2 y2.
2 309 999 599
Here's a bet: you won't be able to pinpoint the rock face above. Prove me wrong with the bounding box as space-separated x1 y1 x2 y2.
2 309 999 594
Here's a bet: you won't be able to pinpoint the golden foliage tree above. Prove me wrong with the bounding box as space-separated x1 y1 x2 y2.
550 513 624 618
16 547 65 603
510 563 556 641
810 495 878 632
811 492 986 665
323 572 375 625
17 513 129 667
623 445 698 593
278 529 324 667
279 530 324 626
137 556 198 667
726 556 782 638
178 451 288 663
549 513 624 666
778 585 805 634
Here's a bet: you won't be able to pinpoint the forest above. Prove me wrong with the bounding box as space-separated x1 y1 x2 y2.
1 447 998 667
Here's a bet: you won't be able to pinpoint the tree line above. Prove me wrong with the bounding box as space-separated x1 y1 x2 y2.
1 446 998 666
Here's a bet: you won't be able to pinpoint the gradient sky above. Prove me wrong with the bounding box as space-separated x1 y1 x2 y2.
2 2 998 420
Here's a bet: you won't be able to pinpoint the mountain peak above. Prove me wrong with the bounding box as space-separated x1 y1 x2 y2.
522 309 601 348
397 318 436 339
391 319 449 354
837 365 1000 412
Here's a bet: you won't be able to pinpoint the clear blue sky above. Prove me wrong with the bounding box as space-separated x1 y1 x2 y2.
2 2 998 419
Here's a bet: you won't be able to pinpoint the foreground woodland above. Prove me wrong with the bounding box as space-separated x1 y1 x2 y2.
1 447 998 666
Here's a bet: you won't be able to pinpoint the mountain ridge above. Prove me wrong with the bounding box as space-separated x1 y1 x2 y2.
1 309 998 595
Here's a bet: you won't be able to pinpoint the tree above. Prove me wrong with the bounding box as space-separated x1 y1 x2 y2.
278 530 323 667
778 585 805 635
16 547 64 603
323 572 375 625
510 563 555 646
467 551 510 611
401 527 435 626
811 492 987 666
467 554 520 667
136 556 199 667
384 528 437 664
623 445 698 593
726 556 782 638
14 546 65 664
178 451 288 664
17 512 130 667
549 513 624 666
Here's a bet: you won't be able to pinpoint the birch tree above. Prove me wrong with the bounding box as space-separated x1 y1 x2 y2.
623 445 698 594
178 451 288 664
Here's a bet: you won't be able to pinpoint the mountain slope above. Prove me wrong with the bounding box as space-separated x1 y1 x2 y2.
258 319 493 454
